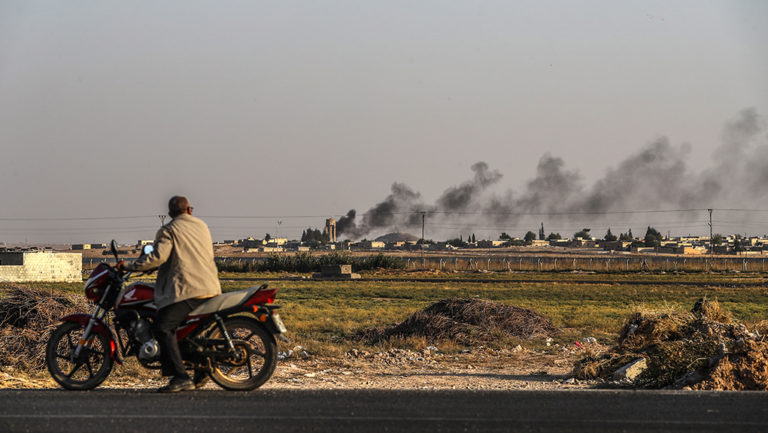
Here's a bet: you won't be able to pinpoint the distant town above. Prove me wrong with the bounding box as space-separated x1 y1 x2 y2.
2 217 766 257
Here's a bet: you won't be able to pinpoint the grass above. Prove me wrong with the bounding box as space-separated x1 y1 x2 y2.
217 274 768 354
10 271 768 356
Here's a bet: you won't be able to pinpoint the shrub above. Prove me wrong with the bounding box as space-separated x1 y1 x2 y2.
216 252 405 273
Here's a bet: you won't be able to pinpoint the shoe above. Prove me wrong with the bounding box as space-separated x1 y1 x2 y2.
193 370 210 389
158 376 195 393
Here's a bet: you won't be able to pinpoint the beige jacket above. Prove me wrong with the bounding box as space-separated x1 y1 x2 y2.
127 213 221 309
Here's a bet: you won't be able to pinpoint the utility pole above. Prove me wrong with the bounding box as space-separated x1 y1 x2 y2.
420 212 426 242
708 208 713 271
158 215 166 226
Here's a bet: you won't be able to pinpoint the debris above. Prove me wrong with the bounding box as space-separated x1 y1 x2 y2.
545 337 553 347
355 298 560 345
613 358 647 383
583 337 597 344
574 298 768 390
0 285 89 371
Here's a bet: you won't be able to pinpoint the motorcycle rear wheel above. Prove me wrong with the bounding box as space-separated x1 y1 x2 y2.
208 317 277 391
46 322 113 390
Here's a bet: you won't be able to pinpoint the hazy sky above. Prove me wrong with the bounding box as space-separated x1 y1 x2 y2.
1 1 766 243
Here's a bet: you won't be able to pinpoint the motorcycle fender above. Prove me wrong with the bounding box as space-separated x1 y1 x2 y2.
227 310 282 340
245 308 286 336
61 314 122 365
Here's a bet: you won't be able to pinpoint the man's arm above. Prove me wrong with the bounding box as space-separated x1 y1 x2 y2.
125 226 173 271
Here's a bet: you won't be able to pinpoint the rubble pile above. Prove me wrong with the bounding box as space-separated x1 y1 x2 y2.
356 298 560 345
573 298 768 390
0 285 88 370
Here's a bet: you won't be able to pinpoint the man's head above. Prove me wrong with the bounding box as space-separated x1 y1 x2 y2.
168 196 193 218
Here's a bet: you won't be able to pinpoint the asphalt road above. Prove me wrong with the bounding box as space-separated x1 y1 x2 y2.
1 389 766 433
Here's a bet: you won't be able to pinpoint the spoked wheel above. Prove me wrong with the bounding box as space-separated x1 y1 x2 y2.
208 317 276 391
46 322 113 390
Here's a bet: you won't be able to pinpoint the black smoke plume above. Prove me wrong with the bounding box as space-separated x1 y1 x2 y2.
336 109 767 240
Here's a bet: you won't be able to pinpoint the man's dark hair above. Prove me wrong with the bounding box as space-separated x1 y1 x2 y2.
168 196 191 217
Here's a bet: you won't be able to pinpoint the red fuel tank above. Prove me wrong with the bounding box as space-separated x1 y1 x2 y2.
115 282 157 311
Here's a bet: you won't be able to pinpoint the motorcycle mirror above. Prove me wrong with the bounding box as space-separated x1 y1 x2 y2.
141 244 154 256
110 240 119 261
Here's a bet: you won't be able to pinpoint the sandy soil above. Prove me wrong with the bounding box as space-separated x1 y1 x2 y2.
0 345 597 391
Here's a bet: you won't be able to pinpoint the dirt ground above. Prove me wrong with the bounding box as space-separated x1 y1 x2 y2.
0 344 595 391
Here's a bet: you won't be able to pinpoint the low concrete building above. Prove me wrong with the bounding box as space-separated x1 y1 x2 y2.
602 240 632 251
356 241 385 249
71 244 91 250
0 251 82 282
477 240 505 248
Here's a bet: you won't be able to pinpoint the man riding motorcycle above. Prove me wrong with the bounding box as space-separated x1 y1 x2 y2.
120 195 221 392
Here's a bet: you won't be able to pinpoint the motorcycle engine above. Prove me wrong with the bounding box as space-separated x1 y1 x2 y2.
133 319 160 361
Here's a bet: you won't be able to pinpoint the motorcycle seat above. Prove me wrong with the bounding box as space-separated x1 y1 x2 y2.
188 284 267 316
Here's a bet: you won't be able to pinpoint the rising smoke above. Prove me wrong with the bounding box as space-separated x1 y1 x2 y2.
337 109 767 240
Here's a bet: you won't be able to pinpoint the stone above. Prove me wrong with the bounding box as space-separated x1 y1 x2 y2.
613 358 648 382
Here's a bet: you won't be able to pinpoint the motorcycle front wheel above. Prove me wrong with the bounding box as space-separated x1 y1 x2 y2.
208 317 277 391
46 321 113 390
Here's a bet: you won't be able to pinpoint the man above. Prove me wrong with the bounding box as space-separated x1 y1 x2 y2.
122 196 221 392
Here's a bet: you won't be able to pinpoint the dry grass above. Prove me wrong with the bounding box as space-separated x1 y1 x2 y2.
355 298 560 346
574 298 768 390
0 284 90 371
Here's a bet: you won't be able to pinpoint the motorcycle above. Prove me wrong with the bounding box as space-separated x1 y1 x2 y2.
45 240 287 391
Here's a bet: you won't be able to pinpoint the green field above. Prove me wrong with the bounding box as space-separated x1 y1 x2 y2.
13 272 768 355
216 272 768 353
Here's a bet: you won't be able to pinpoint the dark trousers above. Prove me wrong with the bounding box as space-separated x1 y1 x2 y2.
156 298 206 379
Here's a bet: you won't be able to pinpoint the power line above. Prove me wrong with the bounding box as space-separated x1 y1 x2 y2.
0 215 156 221
5 208 768 222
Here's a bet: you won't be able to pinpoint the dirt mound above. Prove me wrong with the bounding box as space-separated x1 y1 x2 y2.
0 285 89 370
574 298 768 390
356 298 560 345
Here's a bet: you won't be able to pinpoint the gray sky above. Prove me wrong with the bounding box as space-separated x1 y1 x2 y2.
1 0 766 243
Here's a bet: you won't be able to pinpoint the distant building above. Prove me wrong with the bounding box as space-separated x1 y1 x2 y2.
0 251 81 282
570 238 596 248
71 244 91 250
136 240 154 248
477 240 505 248
243 246 284 253
324 218 337 243
602 241 632 251
374 232 420 243
357 241 385 249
